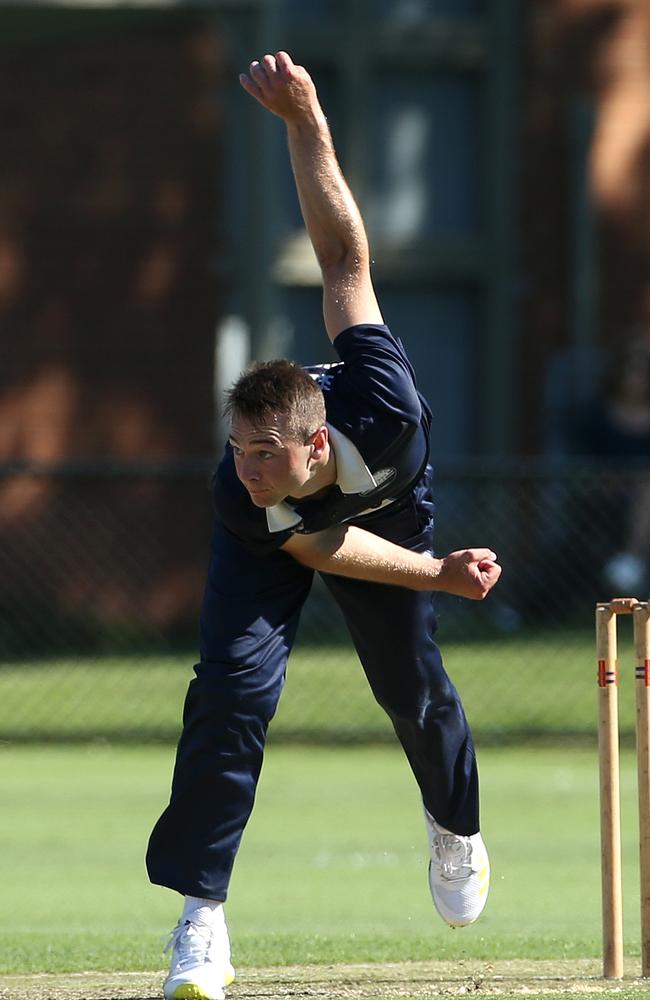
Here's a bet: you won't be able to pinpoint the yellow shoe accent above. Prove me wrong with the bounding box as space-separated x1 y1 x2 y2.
425 813 490 926
170 969 235 1000
171 987 212 1000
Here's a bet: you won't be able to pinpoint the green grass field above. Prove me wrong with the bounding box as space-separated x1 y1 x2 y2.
0 742 647 1000
1 623 646 998
0 627 641 743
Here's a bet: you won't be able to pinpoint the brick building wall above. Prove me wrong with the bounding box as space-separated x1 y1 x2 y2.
0 12 226 644
519 0 650 452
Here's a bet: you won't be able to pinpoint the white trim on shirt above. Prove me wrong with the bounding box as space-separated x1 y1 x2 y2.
265 423 378 534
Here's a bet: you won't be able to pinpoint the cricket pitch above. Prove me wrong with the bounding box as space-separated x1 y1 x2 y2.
1 959 649 1000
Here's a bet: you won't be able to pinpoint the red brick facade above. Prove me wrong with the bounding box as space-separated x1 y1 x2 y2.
0 12 225 639
519 1 650 449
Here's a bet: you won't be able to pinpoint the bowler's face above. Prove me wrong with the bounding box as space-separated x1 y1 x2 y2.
229 413 314 507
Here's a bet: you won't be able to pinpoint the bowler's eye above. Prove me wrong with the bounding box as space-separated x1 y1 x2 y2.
259 450 274 459
231 444 243 456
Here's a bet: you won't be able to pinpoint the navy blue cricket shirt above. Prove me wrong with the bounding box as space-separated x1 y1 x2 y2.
213 323 432 555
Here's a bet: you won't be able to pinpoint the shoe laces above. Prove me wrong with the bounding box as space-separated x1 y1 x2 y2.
164 918 215 972
430 832 473 881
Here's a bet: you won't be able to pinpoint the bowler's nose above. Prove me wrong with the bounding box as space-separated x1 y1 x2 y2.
237 456 260 484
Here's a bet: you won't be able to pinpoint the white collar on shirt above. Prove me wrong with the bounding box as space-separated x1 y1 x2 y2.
265 423 377 533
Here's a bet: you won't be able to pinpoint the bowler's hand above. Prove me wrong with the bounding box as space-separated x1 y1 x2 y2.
436 548 502 601
239 51 320 122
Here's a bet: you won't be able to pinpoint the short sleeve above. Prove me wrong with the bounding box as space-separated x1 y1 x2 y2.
331 324 422 426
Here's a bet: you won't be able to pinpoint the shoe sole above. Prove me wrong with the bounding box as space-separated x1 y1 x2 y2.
168 971 235 1000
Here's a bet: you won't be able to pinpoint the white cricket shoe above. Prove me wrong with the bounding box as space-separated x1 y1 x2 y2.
163 901 235 1000
424 810 490 927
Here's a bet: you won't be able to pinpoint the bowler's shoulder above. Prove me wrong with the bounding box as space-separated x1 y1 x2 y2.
332 322 404 357
328 322 420 423
333 322 416 376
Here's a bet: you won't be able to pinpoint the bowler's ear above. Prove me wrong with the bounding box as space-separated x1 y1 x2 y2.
310 425 328 459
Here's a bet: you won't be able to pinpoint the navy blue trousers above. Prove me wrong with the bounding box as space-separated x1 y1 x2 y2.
146 470 479 900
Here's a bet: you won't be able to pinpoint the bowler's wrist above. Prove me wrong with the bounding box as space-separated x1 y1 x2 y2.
285 105 329 136
427 557 445 590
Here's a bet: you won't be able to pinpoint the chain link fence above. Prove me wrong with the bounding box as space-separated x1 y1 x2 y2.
0 460 647 745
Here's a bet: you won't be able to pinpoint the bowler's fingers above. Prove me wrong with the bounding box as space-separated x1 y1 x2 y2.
239 59 271 104
249 53 286 90
260 53 277 76
238 70 261 99
240 51 298 97
249 59 270 89
275 50 295 76
477 559 502 591
470 548 497 563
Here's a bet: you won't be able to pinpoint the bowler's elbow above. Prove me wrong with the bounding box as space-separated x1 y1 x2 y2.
318 234 370 279
282 525 348 570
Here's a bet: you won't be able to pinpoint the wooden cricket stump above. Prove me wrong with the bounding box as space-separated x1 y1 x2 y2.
596 598 650 979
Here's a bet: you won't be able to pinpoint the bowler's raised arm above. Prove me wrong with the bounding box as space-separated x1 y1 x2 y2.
239 51 383 342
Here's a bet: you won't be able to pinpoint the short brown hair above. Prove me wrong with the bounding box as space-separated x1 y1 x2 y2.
224 360 326 442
